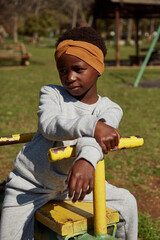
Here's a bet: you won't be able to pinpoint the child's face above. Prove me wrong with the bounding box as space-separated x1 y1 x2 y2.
57 54 99 104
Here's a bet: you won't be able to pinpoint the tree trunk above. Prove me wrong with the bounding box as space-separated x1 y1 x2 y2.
13 13 18 43
150 19 155 35
72 3 79 28
88 15 93 27
79 3 87 26
126 18 133 43
115 7 120 67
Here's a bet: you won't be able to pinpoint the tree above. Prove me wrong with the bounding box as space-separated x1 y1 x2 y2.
0 0 97 41
0 0 51 42
24 10 60 37
51 0 95 28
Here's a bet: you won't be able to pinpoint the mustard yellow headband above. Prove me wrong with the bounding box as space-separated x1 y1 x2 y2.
55 40 104 75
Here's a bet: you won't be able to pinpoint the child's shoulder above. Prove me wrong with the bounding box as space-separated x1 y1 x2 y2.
41 84 63 92
99 95 118 106
40 84 75 102
40 84 67 96
97 95 122 112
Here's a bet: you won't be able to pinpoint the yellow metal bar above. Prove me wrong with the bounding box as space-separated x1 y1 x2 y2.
0 132 35 146
48 136 144 162
111 136 144 151
47 145 76 161
93 159 107 236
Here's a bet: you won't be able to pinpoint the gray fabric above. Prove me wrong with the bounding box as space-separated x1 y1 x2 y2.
0 85 137 240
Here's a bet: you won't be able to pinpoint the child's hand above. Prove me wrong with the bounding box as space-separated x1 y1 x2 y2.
67 159 95 203
94 121 120 154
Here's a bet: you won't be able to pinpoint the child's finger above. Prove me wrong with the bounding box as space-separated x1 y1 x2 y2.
66 169 72 185
72 179 83 202
78 181 89 201
99 141 108 154
67 172 77 199
86 178 94 194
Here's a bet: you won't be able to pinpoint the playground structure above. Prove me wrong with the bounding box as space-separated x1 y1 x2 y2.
134 24 160 87
93 0 160 67
0 43 31 66
0 133 144 239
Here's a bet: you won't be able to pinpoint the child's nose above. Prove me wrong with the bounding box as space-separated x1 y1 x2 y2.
67 71 76 82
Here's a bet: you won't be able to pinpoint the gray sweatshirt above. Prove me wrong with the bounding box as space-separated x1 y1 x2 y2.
14 85 123 194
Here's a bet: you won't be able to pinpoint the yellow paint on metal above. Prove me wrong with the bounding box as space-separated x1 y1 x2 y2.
116 136 144 150
35 201 119 236
47 145 76 161
0 132 35 145
47 136 144 161
94 159 107 236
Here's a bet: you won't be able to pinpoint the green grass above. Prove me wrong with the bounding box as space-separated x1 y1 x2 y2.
102 68 160 181
138 212 160 240
0 41 160 238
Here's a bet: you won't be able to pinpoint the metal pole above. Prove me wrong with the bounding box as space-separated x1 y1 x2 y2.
0 132 35 146
93 159 107 237
134 24 160 87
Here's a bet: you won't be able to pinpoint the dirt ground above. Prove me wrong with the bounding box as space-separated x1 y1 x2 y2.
112 175 160 221
133 175 160 220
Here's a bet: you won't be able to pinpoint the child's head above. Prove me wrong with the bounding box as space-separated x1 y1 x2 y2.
54 27 106 104
56 27 107 57
55 27 107 76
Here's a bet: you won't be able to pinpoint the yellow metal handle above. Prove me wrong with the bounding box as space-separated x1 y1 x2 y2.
0 132 35 146
48 136 144 162
111 136 144 151
47 145 76 161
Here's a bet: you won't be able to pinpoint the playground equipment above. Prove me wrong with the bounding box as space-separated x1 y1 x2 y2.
0 43 31 66
0 133 144 239
134 24 160 87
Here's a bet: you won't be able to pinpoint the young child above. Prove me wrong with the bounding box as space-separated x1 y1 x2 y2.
0 27 138 240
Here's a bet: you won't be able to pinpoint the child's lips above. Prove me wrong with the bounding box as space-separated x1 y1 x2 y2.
67 86 81 91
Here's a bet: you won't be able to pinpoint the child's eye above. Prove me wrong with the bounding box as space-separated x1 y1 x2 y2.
59 69 67 75
74 67 85 72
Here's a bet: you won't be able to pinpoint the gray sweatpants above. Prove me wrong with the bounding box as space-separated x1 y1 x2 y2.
0 171 138 240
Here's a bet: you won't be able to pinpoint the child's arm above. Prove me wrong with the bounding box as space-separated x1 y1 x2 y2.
94 121 120 154
67 123 120 202
66 124 120 202
67 159 95 203
66 102 122 201
93 97 123 153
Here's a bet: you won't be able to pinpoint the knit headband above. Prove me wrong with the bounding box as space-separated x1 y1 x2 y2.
55 40 104 75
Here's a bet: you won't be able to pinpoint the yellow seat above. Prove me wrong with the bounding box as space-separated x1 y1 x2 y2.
35 201 119 238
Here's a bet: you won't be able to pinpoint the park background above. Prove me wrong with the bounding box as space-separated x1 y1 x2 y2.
0 0 160 239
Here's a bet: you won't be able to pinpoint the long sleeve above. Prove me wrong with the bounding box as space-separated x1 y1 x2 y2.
74 98 123 168
93 97 123 129
37 85 98 141
75 137 103 169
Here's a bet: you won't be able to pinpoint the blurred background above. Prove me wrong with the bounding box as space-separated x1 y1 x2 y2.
0 1 160 239
0 1 159 56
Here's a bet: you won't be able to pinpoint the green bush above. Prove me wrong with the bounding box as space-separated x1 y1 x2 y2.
24 10 58 37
